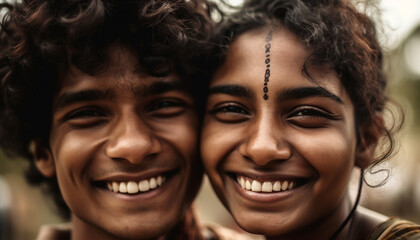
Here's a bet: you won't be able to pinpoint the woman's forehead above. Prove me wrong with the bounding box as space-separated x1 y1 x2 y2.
211 27 350 105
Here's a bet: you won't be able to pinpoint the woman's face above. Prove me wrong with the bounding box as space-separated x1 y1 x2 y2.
201 28 364 238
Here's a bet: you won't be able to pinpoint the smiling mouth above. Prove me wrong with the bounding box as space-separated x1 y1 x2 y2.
235 175 308 193
105 175 167 195
93 170 178 195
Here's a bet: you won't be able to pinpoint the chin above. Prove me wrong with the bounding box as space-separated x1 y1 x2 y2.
237 222 292 238
236 220 274 236
94 211 179 240
107 222 174 240
233 211 295 237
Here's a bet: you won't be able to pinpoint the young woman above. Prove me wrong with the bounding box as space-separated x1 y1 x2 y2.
0 0 252 239
201 0 420 239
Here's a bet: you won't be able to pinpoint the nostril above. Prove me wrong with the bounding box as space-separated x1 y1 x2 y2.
240 141 291 167
105 135 162 164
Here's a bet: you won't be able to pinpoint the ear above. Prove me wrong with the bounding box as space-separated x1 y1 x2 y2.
355 118 383 169
30 140 55 177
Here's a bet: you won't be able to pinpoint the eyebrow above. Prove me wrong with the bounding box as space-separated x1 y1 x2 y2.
277 86 344 104
53 80 188 111
54 89 115 111
208 84 254 99
208 84 343 104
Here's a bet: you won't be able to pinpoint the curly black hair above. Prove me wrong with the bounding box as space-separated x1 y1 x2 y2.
0 0 215 219
210 0 403 175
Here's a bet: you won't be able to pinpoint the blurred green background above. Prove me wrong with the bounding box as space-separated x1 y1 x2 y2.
1 0 420 239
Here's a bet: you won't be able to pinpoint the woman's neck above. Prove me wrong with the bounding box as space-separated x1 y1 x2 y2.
265 205 387 240
347 207 388 240
266 197 354 240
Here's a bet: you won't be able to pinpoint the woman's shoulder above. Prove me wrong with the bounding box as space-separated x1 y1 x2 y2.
367 217 420 240
352 207 420 240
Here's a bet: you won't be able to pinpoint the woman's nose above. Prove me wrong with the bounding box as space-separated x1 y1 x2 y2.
239 117 291 166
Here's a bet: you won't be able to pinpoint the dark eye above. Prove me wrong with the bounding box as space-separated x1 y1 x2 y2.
150 101 180 110
293 108 329 117
66 108 106 119
60 108 108 128
149 99 186 117
210 103 250 123
287 107 338 128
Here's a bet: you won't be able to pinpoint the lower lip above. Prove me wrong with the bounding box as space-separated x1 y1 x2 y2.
230 177 297 203
100 175 177 203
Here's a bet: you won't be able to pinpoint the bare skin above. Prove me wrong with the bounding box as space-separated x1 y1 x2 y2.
201 27 385 240
34 47 202 240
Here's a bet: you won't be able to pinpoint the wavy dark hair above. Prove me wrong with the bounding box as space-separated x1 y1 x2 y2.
210 0 403 179
0 0 215 223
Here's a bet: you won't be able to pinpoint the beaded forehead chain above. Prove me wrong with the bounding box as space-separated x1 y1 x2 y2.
263 30 273 100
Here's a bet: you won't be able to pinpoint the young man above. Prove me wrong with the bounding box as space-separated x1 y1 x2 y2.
0 1 236 239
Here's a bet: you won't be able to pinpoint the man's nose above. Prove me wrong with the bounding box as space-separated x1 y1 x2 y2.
105 114 161 164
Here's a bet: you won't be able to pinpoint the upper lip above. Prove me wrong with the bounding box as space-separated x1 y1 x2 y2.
222 157 317 181
93 168 178 182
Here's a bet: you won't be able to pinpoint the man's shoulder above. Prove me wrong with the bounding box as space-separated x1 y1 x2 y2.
36 223 71 240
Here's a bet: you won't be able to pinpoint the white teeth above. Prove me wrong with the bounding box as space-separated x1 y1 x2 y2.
251 180 261 192
288 181 294 190
112 182 119 192
262 182 272 192
282 181 288 191
236 176 296 193
107 175 166 194
139 180 150 192
149 177 157 189
119 182 127 193
127 181 139 194
245 180 251 190
237 176 243 188
273 181 281 191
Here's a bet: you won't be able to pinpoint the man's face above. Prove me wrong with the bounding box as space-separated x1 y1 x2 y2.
40 49 202 239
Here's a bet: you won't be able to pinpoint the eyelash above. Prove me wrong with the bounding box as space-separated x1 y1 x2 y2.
62 98 186 121
209 102 339 127
211 104 250 115
285 106 341 128
149 100 183 111
210 103 251 123
65 108 106 120
148 99 187 117
288 107 336 119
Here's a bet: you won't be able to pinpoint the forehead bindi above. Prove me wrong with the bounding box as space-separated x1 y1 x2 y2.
212 28 349 102
214 28 307 87
219 28 308 77
263 29 273 100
